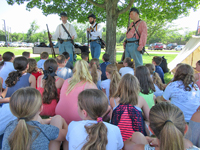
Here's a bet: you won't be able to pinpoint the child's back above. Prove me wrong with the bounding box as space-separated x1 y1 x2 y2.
3 119 59 150
100 61 111 80
67 120 123 150
67 89 123 150
100 53 111 81
57 67 73 80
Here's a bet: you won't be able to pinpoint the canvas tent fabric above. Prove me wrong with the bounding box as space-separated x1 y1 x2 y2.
168 36 200 72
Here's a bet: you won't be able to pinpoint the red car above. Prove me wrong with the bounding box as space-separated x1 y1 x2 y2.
152 43 163 50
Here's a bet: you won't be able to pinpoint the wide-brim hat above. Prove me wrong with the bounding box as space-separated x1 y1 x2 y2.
87 14 96 19
60 12 67 17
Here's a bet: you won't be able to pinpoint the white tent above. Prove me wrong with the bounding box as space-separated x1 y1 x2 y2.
168 36 200 71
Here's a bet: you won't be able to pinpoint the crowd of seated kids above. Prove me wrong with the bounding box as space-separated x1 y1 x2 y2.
0 50 199 150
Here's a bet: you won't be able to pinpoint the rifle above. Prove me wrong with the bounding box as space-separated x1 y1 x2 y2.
46 24 56 58
87 31 90 62
121 17 130 61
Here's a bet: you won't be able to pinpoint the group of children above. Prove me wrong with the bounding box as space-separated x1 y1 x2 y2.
0 50 200 150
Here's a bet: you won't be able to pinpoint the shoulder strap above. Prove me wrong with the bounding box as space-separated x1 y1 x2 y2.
61 24 72 39
133 20 142 39
95 23 98 31
126 19 141 34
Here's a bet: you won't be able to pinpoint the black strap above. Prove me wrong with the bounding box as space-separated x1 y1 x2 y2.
126 19 141 34
61 24 72 39
61 24 74 45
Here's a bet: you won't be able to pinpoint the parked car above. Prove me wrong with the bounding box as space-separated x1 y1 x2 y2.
26 43 34 47
152 43 163 50
175 45 185 51
166 43 177 50
0 41 5 47
75 42 82 46
7 42 12 47
83 43 90 47
34 42 40 47
10 42 19 47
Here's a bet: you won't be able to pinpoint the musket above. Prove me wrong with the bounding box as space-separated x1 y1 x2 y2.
121 17 130 61
46 24 56 58
87 30 90 62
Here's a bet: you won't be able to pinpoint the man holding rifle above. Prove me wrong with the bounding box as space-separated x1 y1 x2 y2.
51 12 77 63
86 14 103 60
123 7 147 67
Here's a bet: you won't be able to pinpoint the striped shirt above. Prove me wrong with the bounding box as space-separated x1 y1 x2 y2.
111 104 146 141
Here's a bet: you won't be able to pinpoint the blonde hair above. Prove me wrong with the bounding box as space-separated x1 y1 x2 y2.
66 60 93 94
106 64 121 98
145 64 165 90
78 89 108 150
8 87 42 150
149 102 186 150
113 74 140 106
89 58 99 84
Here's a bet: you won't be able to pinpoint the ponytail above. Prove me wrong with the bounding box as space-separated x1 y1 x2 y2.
9 120 34 150
78 89 109 150
109 69 121 98
43 67 58 104
149 102 185 150
91 63 98 84
5 71 22 87
159 121 184 150
152 72 165 90
82 122 108 150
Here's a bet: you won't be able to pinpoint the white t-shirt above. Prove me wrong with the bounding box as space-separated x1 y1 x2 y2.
0 103 16 135
101 79 111 100
119 67 134 77
0 62 15 89
163 81 200 122
66 120 123 150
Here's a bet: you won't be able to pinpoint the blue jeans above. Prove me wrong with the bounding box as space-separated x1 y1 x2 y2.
59 41 74 63
125 37 143 68
90 41 101 59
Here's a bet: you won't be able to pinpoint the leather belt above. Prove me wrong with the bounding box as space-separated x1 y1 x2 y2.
126 40 139 43
89 39 99 42
63 39 72 42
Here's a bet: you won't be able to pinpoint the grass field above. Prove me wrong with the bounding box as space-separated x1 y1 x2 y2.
0 47 177 83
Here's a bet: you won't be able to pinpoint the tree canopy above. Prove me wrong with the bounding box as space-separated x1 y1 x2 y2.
6 0 200 63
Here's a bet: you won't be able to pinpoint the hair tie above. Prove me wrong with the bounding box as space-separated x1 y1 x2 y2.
97 117 103 123
93 62 96 65
164 120 173 125
43 66 57 80
131 59 133 62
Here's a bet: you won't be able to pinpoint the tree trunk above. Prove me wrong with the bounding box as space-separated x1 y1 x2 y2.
105 2 118 64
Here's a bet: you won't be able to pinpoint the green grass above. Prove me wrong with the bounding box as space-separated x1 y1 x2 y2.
0 47 176 83
0 47 32 56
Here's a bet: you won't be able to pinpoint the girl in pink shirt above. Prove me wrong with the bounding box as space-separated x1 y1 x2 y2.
55 60 97 124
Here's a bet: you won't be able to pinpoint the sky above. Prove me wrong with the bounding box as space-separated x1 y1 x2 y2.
0 0 200 35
